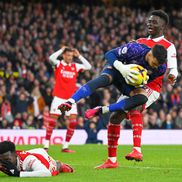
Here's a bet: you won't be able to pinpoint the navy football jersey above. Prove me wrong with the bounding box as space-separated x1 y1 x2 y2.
105 42 166 81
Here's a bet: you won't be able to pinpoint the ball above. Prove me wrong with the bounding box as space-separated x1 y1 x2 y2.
128 65 148 87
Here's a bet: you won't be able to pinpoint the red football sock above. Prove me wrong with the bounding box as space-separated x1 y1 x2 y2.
65 118 78 143
107 123 121 157
129 110 143 148
44 113 57 140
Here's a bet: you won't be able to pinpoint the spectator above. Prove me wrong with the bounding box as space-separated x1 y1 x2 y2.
1 96 14 125
161 113 174 129
157 109 166 128
29 80 46 117
143 112 149 129
85 122 103 144
0 118 10 129
148 112 160 129
11 90 34 115
175 109 182 129
0 1 181 132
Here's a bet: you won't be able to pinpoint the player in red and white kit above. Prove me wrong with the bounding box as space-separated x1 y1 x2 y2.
44 46 91 153
0 141 73 177
85 10 178 169
124 9 178 161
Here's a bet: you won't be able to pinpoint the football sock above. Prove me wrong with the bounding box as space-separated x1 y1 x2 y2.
44 139 50 149
63 142 69 149
108 123 121 159
108 94 148 112
108 157 117 163
134 147 141 153
45 115 56 141
63 118 77 149
129 110 143 150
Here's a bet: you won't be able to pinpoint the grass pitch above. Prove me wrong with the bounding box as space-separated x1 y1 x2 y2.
0 145 182 182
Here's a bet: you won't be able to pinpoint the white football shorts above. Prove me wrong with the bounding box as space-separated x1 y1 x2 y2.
117 86 160 109
50 96 77 116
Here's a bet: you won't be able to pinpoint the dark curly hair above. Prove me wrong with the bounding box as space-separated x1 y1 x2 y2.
152 44 167 65
150 10 169 25
0 141 16 154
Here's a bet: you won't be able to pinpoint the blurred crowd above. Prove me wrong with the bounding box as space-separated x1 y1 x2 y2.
0 1 182 136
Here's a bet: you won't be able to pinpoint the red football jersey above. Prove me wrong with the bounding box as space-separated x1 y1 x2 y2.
137 36 177 92
52 60 84 99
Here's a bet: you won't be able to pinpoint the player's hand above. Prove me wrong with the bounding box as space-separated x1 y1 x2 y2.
113 60 139 80
0 160 20 177
167 74 176 85
61 46 69 51
72 49 80 57
132 75 149 88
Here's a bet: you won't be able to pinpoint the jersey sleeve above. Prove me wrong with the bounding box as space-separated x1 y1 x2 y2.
105 42 149 66
167 44 178 77
104 43 129 66
75 63 87 72
78 55 91 70
20 155 51 177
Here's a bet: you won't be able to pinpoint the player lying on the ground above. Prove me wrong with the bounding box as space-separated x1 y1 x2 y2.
0 141 73 177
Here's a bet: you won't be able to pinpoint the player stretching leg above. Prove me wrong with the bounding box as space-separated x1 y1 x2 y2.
44 46 91 153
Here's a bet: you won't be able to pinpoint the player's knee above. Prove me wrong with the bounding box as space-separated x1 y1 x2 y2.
131 105 143 113
86 74 111 92
137 94 148 105
110 111 125 124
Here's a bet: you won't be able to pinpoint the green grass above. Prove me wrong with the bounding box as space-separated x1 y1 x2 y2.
0 145 182 182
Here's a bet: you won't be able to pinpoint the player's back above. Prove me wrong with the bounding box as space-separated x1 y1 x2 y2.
17 148 57 173
27 148 51 160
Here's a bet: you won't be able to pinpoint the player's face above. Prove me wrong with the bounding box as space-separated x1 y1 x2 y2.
147 15 164 37
146 51 160 68
0 151 17 166
62 51 74 63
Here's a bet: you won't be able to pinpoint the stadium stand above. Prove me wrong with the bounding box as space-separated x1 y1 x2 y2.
0 0 182 133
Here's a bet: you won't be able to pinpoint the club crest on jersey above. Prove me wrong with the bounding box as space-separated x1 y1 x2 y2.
118 47 127 55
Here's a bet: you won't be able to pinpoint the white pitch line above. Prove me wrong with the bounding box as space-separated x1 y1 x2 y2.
121 165 182 171
71 164 182 171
